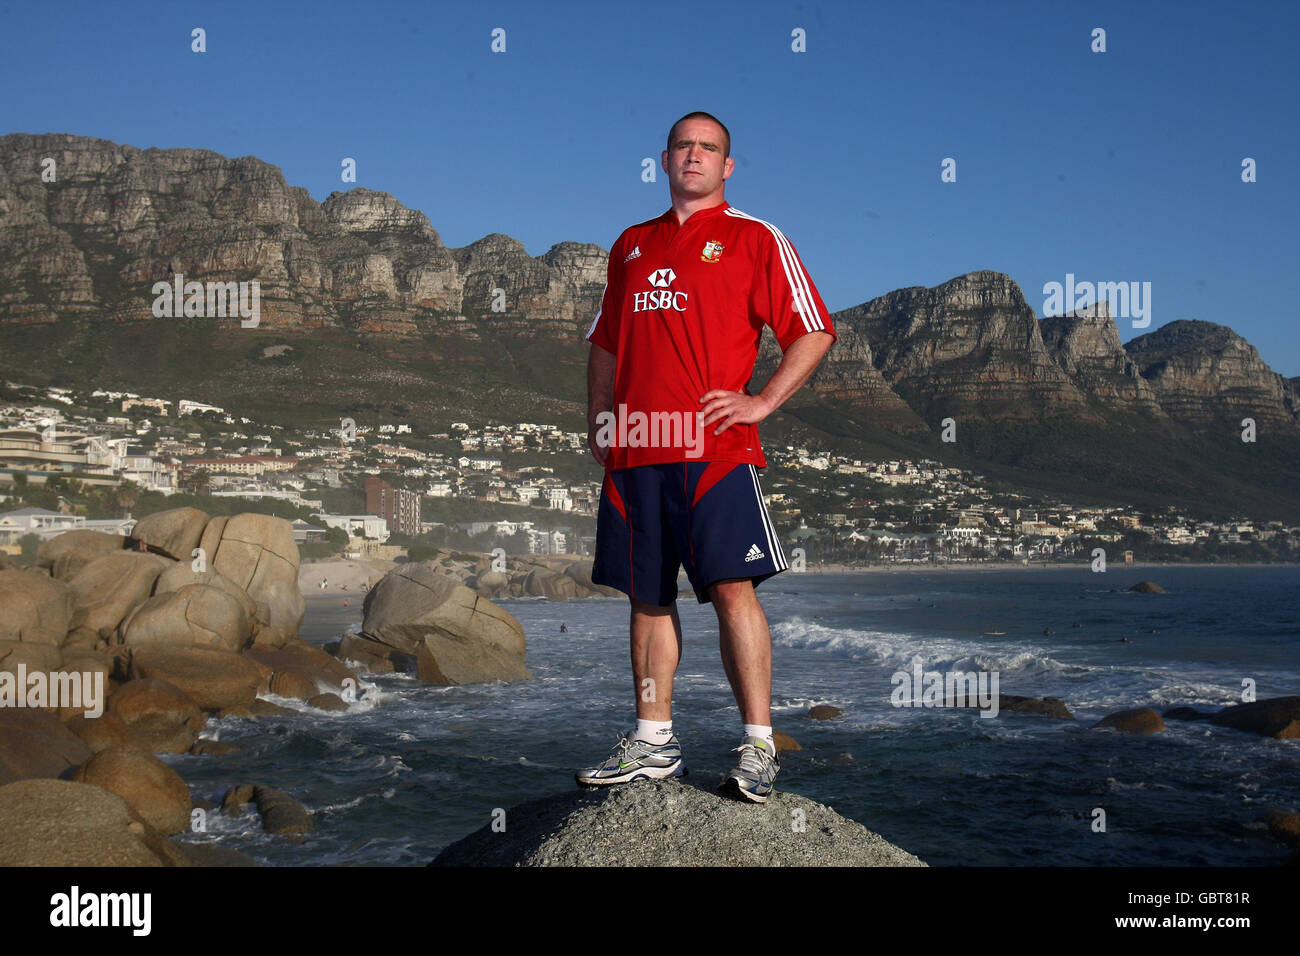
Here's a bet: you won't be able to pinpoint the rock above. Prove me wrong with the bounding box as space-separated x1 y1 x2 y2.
1093 707 1165 734
1209 696 1300 739
997 695 1074 719
472 569 510 596
154 563 259 624
335 632 399 673
431 777 924 867
0 639 63 681
1163 706 1212 721
250 624 296 649
128 506 210 560
106 678 205 754
35 529 125 577
0 779 189 866
243 699 296 717
121 584 253 652
221 784 257 816
246 642 356 691
172 842 259 866
268 670 318 700
128 645 264 712
364 562 531 685
1129 581 1165 594
71 746 192 835
808 705 842 720
254 786 314 835
0 708 93 783
209 514 305 635
773 730 801 752
0 569 77 645
65 713 147 754
189 738 241 756
307 692 348 711
66 551 171 644
522 567 579 601
198 515 227 564
221 783 314 835
1263 810 1300 848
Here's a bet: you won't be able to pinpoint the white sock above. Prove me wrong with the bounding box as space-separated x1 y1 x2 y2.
635 719 674 744
742 723 776 752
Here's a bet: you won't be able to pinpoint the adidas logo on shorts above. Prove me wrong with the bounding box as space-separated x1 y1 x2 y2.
744 543 765 563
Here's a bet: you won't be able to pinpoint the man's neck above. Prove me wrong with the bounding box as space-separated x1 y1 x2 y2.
670 192 726 225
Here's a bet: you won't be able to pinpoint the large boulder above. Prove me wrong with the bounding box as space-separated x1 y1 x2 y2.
71 747 192 835
0 708 92 784
0 569 76 645
1209 696 1300 739
128 645 264 712
209 514 304 635
154 563 259 624
363 563 531 685
0 778 190 866
335 632 401 674
35 530 126 580
66 551 171 645
106 678 206 754
129 507 209 561
65 713 148 754
245 642 357 691
0 640 63 681
432 777 925 867
121 584 253 652
523 568 580 601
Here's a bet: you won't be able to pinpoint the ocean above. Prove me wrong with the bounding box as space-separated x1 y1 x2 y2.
170 565 1300 866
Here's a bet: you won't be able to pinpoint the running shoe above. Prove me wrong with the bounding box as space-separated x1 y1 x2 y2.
720 736 780 803
575 731 686 786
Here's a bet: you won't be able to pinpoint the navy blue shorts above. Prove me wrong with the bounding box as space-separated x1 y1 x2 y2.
592 461 788 606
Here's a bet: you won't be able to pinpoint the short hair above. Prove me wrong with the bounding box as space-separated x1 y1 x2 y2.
667 111 731 159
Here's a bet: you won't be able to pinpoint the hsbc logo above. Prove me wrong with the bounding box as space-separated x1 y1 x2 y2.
634 267 688 313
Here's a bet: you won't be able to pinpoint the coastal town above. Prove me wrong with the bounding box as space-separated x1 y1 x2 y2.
2 380 1296 566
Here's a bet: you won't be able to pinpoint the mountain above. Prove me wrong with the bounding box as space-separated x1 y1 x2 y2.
2 133 1298 519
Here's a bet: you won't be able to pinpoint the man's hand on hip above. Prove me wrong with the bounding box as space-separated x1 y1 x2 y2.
699 390 774 435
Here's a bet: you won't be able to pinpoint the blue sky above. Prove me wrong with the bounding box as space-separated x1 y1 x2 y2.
3 0 1297 373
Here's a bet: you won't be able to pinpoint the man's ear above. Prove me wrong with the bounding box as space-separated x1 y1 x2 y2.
661 150 669 174
723 156 735 180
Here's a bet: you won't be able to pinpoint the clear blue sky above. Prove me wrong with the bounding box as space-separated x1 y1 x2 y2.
3 0 1297 373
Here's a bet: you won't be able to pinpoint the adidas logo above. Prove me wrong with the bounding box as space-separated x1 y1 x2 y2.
744 543 765 563
624 245 642 263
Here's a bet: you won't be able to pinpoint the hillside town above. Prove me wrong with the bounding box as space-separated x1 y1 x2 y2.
1 380 1296 566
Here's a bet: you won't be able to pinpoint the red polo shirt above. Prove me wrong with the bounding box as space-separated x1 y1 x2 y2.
587 201 835 470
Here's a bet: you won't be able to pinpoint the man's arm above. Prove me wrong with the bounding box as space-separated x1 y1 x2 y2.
587 342 616 465
699 330 833 434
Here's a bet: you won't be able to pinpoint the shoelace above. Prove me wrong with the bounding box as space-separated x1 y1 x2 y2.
734 743 773 776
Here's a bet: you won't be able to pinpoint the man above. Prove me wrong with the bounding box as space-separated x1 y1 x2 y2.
578 111 835 803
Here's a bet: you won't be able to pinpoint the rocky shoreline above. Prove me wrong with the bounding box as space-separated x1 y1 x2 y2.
3 517 1297 866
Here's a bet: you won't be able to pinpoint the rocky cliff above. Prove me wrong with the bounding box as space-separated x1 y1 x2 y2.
1038 301 1167 418
1124 320 1299 431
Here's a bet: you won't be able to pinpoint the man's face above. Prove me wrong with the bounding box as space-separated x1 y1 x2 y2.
662 119 734 200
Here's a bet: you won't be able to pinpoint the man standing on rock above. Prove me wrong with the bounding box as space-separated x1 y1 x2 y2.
578 111 835 802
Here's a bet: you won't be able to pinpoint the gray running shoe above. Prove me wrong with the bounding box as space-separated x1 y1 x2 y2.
720 736 780 803
575 731 686 787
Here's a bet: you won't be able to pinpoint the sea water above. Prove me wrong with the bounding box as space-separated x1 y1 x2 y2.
170 565 1300 866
